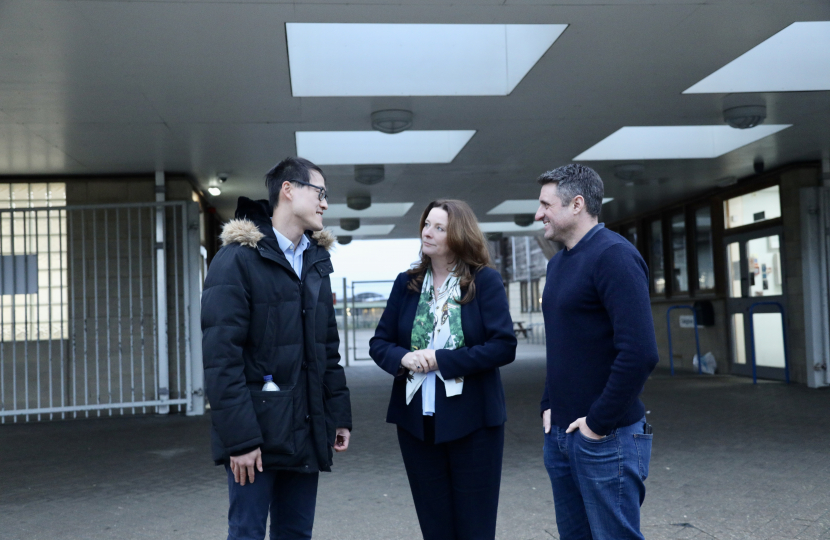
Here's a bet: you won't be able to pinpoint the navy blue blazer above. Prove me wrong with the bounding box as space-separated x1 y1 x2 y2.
369 266 517 443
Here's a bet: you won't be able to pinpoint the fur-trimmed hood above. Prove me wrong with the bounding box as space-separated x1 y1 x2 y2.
220 218 336 251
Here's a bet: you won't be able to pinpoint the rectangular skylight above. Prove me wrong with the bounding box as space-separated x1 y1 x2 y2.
323 203 414 219
296 131 476 165
684 22 830 93
478 222 544 233
487 198 613 214
286 23 567 97
327 224 395 237
573 125 791 161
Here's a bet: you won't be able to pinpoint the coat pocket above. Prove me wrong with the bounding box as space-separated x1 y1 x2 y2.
250 390 295 455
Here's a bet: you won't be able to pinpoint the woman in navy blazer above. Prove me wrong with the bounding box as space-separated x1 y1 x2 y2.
370 199 517 540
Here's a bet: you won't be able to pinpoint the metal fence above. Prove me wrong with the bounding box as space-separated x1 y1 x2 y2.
0 201 204 422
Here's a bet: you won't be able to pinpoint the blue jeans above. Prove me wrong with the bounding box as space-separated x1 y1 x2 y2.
543 418 652 540
225 465 319 540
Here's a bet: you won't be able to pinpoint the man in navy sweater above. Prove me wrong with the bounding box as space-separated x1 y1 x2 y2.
534 164 659 540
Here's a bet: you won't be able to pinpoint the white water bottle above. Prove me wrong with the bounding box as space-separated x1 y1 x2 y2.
262 375 280 392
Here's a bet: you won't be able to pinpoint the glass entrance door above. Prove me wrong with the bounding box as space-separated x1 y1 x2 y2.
724 226 788 380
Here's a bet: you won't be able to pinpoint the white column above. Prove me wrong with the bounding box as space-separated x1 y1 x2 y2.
186 201 204 415
155 171 169 413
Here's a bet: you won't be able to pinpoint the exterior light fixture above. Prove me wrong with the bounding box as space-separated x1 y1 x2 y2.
723 94 767 129
354 165 385 185
346 195 372 211
340 218 360 231
208 175 226 196
514 214 535 227
371 109 413 134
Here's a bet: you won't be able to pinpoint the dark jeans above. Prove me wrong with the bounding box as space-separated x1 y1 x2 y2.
543 417 653 540
225 464 319 540
397 416 505 540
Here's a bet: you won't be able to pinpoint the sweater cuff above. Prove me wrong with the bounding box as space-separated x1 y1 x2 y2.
585 415 607 437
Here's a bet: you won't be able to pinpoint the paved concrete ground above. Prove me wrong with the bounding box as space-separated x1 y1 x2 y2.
1 344 829 540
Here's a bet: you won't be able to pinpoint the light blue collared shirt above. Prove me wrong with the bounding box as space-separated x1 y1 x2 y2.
272 227 310 277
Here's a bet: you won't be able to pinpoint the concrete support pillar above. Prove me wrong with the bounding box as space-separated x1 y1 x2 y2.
155 171 169 413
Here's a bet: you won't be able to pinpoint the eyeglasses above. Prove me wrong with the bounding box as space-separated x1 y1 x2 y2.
293 180 328 202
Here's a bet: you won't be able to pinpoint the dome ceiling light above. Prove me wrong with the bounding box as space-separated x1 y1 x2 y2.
346 195 371 211
340 218 360 231
371 109 413 134
723 94 767 129
513 214 535 227
354 165 385 185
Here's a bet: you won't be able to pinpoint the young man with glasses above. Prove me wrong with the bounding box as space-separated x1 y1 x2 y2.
202 157 352 540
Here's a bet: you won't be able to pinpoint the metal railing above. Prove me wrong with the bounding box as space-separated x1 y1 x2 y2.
666 305 702 376
0 201 204 421
748 301 790 384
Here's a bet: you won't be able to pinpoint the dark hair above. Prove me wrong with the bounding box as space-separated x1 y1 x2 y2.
536 164 604 217
264 157 325 211
406 199 492 304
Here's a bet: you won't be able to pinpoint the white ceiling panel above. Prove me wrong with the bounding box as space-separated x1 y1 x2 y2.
573 125 792 161
322 202 414 219
478 221 544 233
295 131 476 165
684 22 830 94
487 198 614 214
327 224 396 237
286 23 567 97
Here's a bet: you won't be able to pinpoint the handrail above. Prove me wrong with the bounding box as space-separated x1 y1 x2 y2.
666 305 702 376
748 301 790 385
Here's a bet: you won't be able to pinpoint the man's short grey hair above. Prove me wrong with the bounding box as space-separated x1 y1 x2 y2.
537 164 604 217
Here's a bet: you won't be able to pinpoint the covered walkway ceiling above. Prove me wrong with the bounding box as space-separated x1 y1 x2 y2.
1 1 829 236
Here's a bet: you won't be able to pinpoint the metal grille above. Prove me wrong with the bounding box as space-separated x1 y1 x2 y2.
0 200 204 421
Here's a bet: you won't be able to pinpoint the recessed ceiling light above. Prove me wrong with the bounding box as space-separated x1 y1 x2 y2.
286 23 567 97
478 221 544 233
573 125 791 161
207 187 221 196
487 198 614 215
327 224 395 237
684 21 830 93
296 131 476 165
323 203 414 219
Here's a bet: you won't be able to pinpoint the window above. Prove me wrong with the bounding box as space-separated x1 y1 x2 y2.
0 183 67 341
520 280 541 313
649 219 665 295
670 213 688 294
724 185 781 229
694 207 715 291
747 235 782 297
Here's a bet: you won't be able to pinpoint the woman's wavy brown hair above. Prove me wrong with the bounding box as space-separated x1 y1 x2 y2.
406 199 493 304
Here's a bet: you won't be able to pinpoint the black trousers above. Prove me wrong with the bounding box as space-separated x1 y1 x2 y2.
397 416 505 540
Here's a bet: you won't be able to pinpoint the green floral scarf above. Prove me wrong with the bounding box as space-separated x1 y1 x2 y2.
405 268 465 405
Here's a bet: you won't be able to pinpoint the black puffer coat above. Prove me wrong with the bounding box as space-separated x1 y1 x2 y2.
202 197 351 473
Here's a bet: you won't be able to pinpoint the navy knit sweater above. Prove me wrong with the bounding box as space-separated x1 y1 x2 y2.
540 224 659 436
